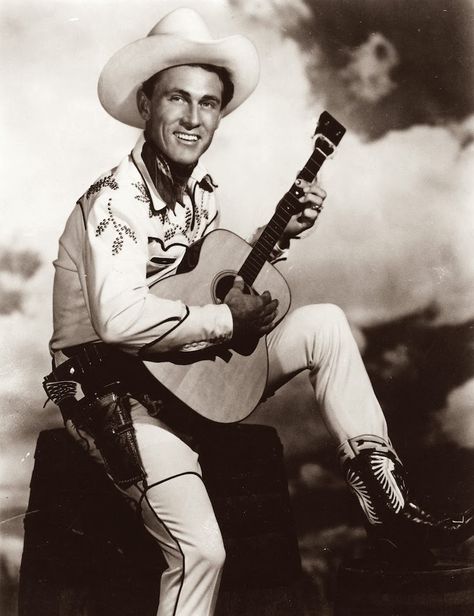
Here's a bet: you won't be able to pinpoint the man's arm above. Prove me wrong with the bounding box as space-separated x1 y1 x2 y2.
82 190 233 355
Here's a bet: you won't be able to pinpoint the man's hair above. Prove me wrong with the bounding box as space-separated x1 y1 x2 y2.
141 63 234 109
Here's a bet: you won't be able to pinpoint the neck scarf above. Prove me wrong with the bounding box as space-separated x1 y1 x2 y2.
141 138 196 212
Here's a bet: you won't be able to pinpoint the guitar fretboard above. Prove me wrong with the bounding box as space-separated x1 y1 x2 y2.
238 135 335 286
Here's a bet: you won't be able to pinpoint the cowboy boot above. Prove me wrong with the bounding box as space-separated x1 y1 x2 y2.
338 435 474 565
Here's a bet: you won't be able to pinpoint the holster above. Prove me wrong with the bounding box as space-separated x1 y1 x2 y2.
83 387 146 488
43 344 147 489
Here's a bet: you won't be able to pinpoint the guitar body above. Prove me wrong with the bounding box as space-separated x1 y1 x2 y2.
143 229 291 423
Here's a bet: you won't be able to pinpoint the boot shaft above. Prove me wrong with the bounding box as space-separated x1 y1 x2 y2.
338 435 407 525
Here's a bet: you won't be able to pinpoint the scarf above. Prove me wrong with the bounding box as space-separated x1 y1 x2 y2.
141 138 196 212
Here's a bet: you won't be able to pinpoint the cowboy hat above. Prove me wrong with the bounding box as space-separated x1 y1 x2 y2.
98 7 260 127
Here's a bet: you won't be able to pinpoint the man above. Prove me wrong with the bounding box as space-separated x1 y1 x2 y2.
46 8 473 616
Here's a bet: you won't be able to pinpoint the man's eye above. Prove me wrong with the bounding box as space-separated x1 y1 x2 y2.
170 95 184 103
201 100 218 110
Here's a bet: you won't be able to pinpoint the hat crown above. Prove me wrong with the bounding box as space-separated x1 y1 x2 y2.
148 8 211 40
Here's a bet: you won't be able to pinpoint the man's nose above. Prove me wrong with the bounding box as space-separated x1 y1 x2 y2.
181 103 200 128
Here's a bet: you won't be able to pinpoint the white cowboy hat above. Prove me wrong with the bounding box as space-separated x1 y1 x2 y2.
98 7 260 127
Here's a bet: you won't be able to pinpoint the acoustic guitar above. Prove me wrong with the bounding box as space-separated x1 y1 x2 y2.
143 111 345 422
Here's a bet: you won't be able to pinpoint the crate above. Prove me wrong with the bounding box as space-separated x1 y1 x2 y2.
19 424 304 615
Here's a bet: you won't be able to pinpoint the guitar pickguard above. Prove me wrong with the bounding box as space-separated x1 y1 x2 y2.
176 237 206 274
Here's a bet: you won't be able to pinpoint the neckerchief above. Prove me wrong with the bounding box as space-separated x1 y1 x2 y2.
141 139 196 212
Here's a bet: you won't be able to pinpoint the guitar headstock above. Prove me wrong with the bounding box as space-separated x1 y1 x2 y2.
278 110 346 213
313 111 346 157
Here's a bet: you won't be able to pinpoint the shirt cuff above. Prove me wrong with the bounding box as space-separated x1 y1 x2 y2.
269 239 290 264
178 303 234 351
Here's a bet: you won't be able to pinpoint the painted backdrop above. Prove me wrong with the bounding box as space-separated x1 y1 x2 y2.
1 1 473 613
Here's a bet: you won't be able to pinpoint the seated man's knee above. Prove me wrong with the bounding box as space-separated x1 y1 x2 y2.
298 303 349 330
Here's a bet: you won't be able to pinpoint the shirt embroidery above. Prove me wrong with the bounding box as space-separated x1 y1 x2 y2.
159 189 209 244
95 199 138 255
86 173 119 199
132 181 150 204
132 181 155 219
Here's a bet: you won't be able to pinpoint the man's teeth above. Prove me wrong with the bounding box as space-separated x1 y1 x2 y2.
174 132 199 142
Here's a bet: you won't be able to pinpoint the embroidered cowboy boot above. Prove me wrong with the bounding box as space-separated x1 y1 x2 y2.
338 435 474 563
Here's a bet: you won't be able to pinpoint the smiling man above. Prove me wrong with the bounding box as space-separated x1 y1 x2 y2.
46 8 473 616
138 64 226 164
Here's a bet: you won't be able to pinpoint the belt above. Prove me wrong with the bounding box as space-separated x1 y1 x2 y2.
48 342 215 442
48 342 118 386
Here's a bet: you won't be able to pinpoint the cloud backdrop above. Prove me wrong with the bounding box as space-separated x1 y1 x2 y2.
1 0 473 544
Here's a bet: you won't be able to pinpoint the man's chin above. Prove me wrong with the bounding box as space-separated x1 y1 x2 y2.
167 147 203 167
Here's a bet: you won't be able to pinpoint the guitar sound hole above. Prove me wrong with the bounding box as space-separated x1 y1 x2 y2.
214 274 253 303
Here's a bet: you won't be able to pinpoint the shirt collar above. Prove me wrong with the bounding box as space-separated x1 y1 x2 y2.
131 133 214 212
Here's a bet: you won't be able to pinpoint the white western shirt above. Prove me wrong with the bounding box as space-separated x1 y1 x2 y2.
50 134 234 356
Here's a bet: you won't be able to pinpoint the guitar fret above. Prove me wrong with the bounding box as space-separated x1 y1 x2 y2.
279 195 298 210
246 252 269 269
244 253 264 268
261 229 280 244
250 245 268 259
240 266 260 284
265 234 282 250
240 260 259 274
302 157 324 175
241 267 259 280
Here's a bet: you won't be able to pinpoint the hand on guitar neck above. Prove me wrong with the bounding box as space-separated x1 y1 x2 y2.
224 276 279 339
281 178 327 245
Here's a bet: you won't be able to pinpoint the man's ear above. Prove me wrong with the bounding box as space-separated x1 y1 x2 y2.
136 88 151 122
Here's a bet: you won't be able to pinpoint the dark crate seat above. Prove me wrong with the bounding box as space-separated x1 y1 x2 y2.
19 424 304 615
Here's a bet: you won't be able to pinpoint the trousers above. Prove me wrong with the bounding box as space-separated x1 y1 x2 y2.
67 303 388 616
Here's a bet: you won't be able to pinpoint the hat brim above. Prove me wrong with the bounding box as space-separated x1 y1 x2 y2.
98 33 260 127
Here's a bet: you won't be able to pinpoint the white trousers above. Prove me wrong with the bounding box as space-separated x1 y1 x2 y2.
68 303 388 616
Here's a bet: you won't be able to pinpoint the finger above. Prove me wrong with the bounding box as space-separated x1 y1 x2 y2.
295 207 319 228
309 183 327 199
268 298 279 311
299 207 318 222
295 178 310 190
258 290 273 305
261 297 279 311
257 322 276 335
232 275 245 291
259 308 278 326
299 191 324 206
259 298 279 317
296 178 326 198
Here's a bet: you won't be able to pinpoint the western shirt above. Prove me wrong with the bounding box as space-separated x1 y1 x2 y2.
50 134 236 356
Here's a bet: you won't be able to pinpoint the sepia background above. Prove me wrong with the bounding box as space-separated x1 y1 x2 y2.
1 0 473 613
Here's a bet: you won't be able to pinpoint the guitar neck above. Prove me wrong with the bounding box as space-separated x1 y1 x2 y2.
238 140 331 286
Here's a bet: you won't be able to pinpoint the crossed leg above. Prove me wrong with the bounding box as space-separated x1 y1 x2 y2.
266 303 388 443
